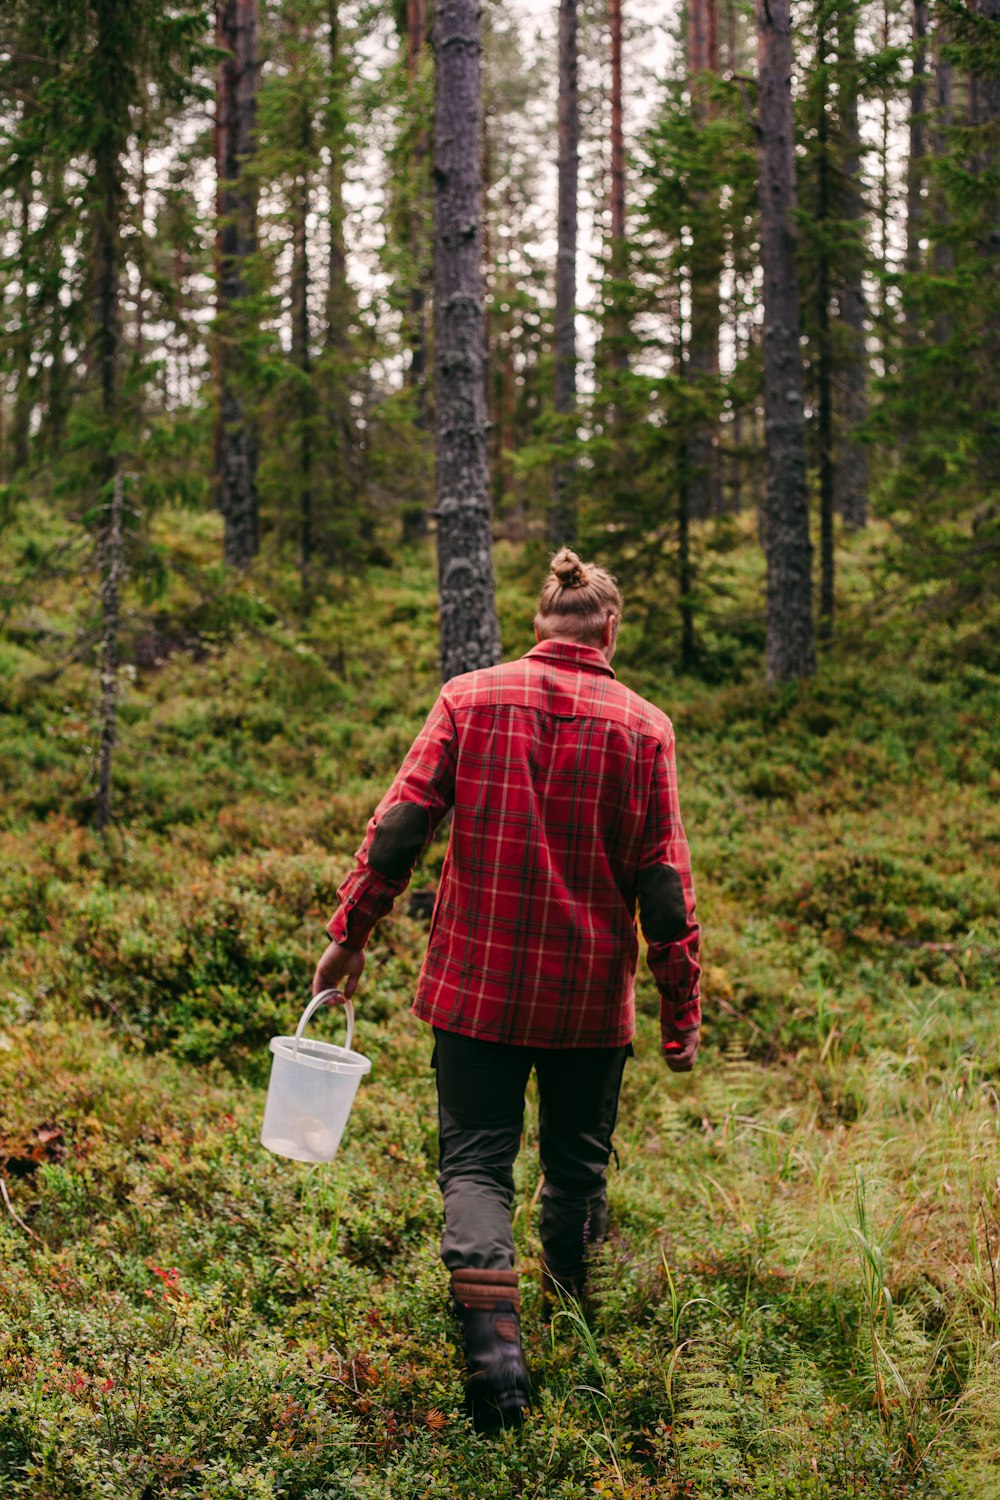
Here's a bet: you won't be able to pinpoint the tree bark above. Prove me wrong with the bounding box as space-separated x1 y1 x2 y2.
609 0 626 248
687 0 722 518
755 0 815 682
974 0 1000 491
93 82 124 831
834 2 869 530
12 182 32 473
815 23 835 643
550 0 579 546
877 0 893 373
326 0 349 355
215 0 260 570
291 101 314 596
904 0 928 342
931 20 953 347
607 0 628 377
407 0 430 413
433 0 501 681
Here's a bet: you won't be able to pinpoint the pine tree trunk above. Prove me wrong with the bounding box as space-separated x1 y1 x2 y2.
93 119 123 831
405 0 430 428
931 21 954 347
215 0 260 570
324 0 360 556
607 0 628 378
407 0 430 413
904 0 928 341
12 182 32 473
291 103 314 596
46 292 67 456
550 0 579 546
687 0 722 518
433 0 500 681
834 2 869 530
815 26 835 644
755 0 815 682
326 0 349 355
974 0 1000 490
877 0 893 373
609 0 626 250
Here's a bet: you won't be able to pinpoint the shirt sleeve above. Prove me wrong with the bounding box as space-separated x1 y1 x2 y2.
636 726 702 1041
326 690 458 951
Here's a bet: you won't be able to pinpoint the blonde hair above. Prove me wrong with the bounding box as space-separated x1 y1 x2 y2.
534 548 623 645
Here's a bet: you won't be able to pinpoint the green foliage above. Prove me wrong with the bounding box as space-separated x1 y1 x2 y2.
1 518 999 1495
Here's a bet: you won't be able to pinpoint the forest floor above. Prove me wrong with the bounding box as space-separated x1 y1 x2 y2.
1 508 999 1499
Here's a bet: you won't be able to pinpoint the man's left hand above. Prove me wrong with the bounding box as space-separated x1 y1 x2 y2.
661 1019 700 1073
312 941 365 1000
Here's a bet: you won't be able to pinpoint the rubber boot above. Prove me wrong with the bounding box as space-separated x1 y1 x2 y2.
450 1268 530 1432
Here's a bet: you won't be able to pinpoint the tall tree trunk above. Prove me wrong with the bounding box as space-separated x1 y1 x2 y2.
834 2 869 530
550 0 579 546
974 0 1000 491
755 0 815 682
931 19 953 347
433 0 501 681
406 0 430 414
904 0 928 342
326 0 349 356
324 0 359 557
815 24 835 643
93 127 123 831
607 0 628 377
609 0 626 251
12 181 32 473
877 0 893 373
215 0 260 570
291 103 314 596
46 291 67 456
687 0 722 518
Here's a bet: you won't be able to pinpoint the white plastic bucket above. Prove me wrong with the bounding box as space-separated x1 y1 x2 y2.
260 990 372 1163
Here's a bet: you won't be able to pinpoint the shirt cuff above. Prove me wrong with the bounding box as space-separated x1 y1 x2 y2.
662 993 701 1035
326 907 367 952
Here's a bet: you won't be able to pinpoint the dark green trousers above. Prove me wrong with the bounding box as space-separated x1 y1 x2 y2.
432 1027 631 1275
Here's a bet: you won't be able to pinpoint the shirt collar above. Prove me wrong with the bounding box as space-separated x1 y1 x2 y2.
522 639 616 679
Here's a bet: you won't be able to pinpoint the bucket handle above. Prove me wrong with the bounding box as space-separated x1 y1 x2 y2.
293 990 355 1056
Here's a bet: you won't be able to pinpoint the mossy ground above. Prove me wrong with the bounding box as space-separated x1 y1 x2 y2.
1 509 999 1498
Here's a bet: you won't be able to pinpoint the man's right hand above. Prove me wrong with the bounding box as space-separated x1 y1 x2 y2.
312 940 365 1000
661 1020 700 1073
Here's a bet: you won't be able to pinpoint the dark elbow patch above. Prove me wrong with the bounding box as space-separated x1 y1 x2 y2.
369 802 431 879
637 864 688 942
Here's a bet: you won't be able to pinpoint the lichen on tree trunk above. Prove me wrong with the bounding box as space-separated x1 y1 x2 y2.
433 0 501 682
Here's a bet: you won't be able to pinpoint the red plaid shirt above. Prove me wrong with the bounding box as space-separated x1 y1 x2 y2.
328 640 701 1049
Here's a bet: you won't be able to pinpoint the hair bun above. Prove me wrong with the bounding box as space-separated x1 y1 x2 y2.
550 547 588 588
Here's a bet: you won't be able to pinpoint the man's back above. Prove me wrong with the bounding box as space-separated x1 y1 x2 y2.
330 638 700 1049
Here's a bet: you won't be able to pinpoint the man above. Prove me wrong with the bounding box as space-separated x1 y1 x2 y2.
313 549 702 1431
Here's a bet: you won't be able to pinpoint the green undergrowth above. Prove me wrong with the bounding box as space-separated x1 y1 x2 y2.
1 507 999 1497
